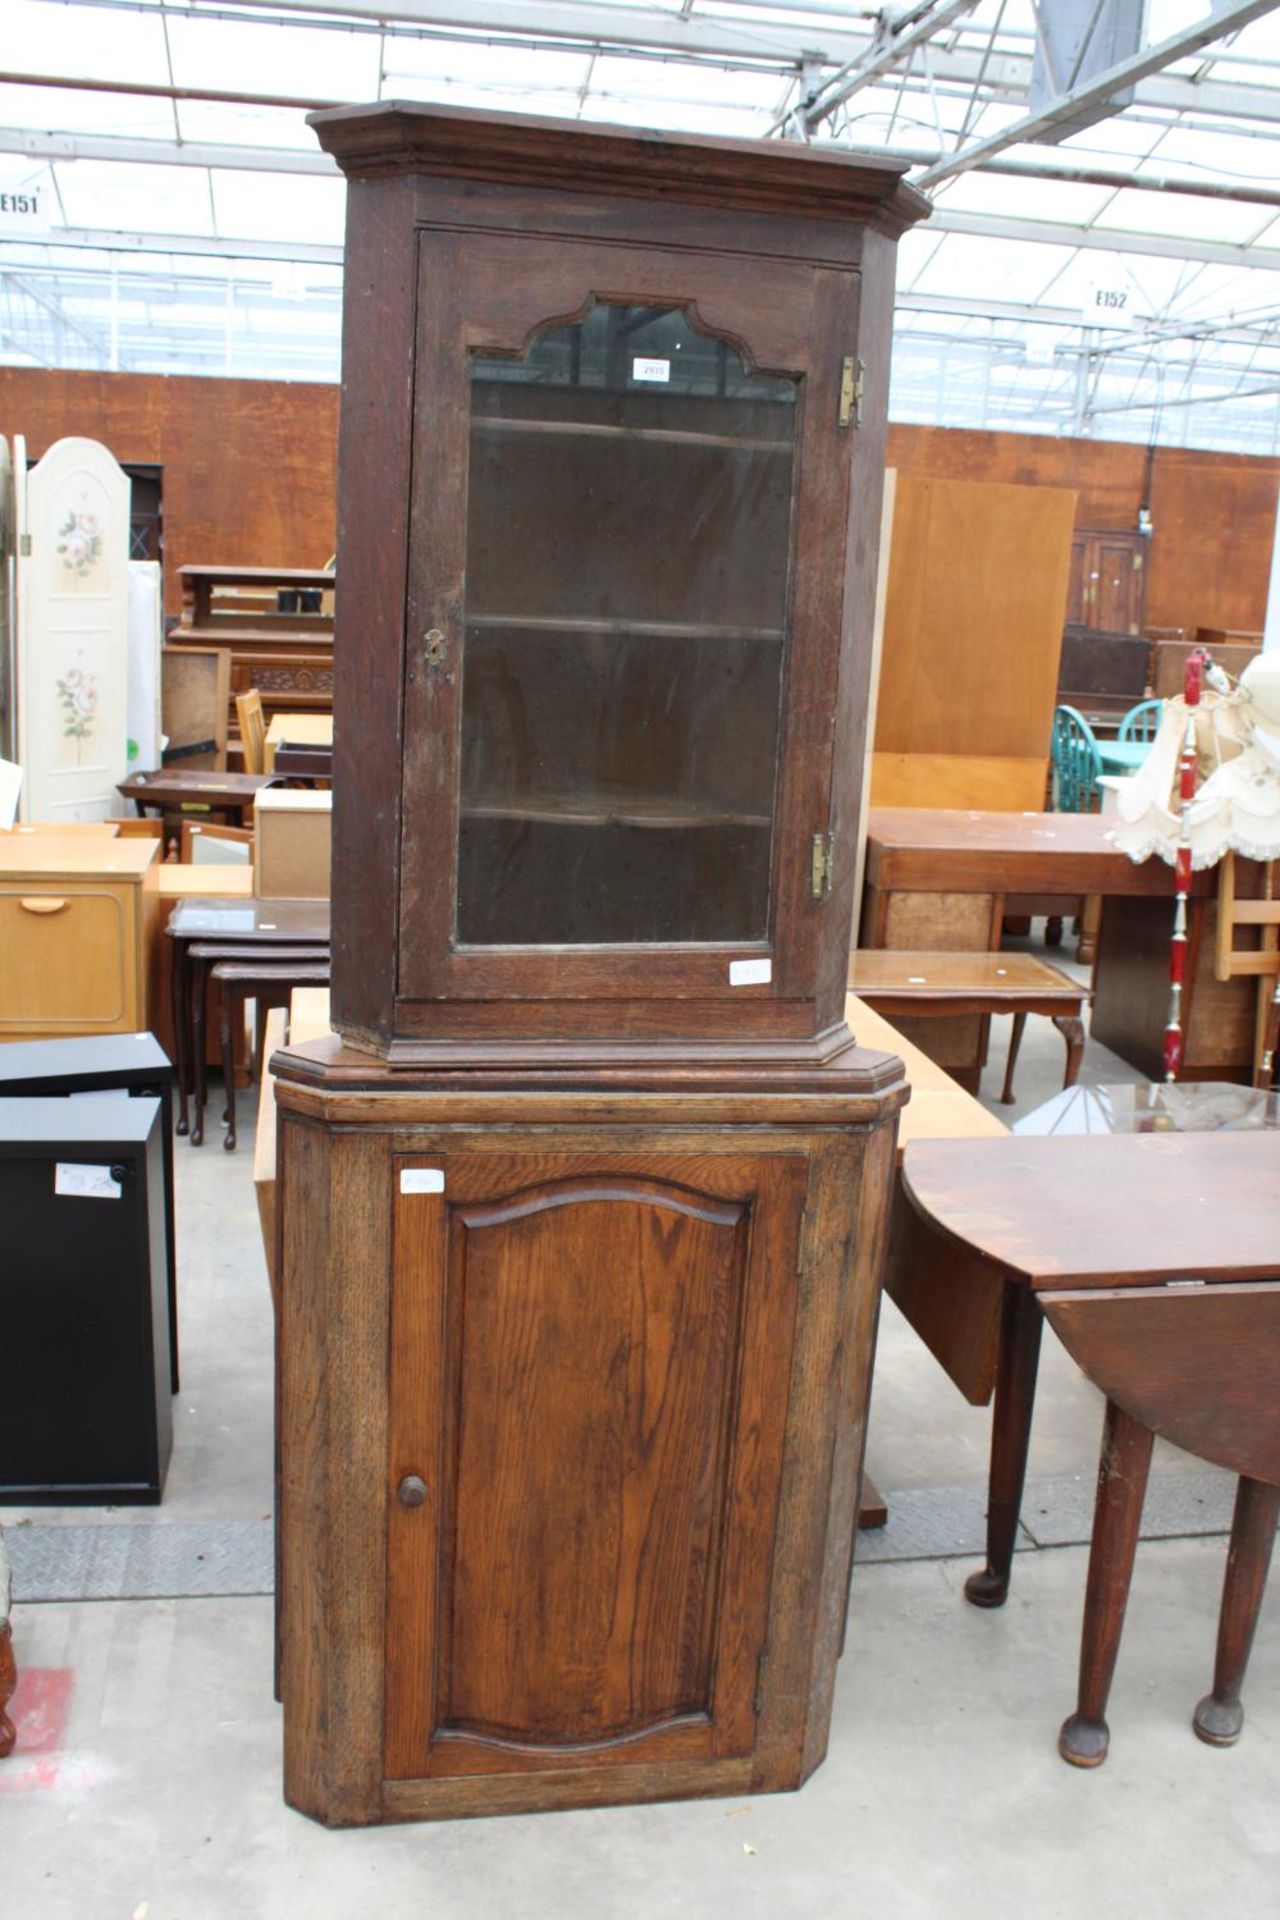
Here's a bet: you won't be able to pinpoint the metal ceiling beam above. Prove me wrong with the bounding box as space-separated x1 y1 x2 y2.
0 130 338 176
26 226 344 266
915 0 1280 186
928 205 1280 270
195 0 874 64
10 74 1280 208
1085 378 1280 415
0 71 348 114
859 141 1280 205
898 289 1280 348
13 16 1280 132
767 0 983 137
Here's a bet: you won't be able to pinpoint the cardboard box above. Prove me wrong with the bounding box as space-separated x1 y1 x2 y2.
253 788 332 899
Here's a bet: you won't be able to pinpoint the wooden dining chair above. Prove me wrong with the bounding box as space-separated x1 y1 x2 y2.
236 688 267 776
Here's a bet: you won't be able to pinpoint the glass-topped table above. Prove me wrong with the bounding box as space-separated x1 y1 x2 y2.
1015 1081 1280 1135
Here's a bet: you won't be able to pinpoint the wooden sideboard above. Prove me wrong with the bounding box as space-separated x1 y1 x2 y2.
166 565 334 736
0 836 160 1040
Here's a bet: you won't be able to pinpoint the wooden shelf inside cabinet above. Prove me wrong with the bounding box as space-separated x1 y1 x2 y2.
471 415 793 453
461 788 772 829
467 615 784 642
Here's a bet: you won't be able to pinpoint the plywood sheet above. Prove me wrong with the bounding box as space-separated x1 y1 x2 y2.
875 476 1077 763
870 752 1047 812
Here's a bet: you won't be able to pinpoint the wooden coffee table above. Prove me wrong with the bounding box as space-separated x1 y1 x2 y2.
902 1131 1280 1766
847 949 1088 1103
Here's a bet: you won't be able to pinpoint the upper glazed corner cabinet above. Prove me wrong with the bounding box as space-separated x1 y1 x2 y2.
309 103 928 1063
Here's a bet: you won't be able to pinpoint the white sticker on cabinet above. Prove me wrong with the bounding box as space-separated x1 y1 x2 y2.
729 958 772 987
399 1167 446 1194
55 1163 122 1200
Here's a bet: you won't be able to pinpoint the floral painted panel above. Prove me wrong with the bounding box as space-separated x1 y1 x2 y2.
46 468 113 598
55 652 101 765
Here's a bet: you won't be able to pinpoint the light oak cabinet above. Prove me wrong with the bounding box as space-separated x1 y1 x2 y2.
274 103 925 1826
0 836 159 1039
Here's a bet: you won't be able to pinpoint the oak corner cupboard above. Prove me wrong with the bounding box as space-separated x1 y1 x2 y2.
273 102 927 1828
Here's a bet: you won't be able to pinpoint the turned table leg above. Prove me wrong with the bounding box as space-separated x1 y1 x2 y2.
172 937 190 1136
1052 1012 1087 1090
1000 1014 1028 1106
191 957 208 1147
1059 1399 1154 1768
1193 1477 1280 1748
219 980 240 1153
0 1620 16 1758
966 1281 1043 1609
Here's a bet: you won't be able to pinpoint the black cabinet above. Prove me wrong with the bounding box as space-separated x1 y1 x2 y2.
0 1094 172 1504
0 1034 178 1389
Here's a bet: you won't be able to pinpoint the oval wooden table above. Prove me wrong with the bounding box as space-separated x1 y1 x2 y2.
902 1130 1280 1767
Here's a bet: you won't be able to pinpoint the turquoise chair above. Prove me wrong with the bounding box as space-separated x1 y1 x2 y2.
1051 705 1103 812
1118 697 1163 744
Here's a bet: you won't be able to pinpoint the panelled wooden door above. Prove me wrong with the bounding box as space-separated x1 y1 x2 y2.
385 1149 808 1781
1066 529 1146 634
396 230 860 1009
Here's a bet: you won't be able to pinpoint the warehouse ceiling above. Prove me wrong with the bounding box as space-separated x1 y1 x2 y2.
4 0 1280 451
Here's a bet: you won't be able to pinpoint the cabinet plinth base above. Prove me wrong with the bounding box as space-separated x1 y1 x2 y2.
276 1051 904 1826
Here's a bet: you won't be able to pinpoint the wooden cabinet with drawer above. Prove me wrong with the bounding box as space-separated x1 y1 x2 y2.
0 837 160 1040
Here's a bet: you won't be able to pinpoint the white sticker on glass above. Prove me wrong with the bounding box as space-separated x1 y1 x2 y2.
729 958 772 987
632 357 670 384
55 1163 122 1200
400 1168 446 1195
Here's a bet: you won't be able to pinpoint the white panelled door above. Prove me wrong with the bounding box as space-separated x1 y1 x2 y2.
17 436 130 822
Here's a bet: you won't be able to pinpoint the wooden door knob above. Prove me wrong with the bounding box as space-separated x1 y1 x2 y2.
20 896 69 914
397 1474 428 1508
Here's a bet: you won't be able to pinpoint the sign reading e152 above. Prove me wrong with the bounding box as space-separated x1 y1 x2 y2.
1082 281 1136 329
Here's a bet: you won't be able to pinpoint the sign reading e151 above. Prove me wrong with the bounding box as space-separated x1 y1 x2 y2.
0 182 51 233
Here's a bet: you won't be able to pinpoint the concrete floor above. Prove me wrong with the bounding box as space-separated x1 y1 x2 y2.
4 938 1277 1919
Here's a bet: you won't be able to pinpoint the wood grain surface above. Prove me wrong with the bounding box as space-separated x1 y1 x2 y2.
386 1150 805 1779
1043 1283 1280 1484
902 1133 1280 1290
874 476 1076 763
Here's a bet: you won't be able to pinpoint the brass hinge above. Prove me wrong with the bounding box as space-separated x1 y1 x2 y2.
18 532 32 557
838 356 864 429
753 1645 770 1716
810 831 833 901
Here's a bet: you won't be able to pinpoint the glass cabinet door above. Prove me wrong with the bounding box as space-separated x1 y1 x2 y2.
399 234 859 1011
460 304 794 949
